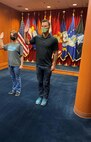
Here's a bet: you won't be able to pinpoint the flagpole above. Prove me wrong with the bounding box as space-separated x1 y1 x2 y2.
26 13 30 62
63 10 65 20
73 9 75 16
73 9 76 67
21 12 24 21
81 10 83 16
62 10 68 66
44 11 46 19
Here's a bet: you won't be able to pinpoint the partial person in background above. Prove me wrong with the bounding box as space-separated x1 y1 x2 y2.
0 31 23 96
25 19 58 106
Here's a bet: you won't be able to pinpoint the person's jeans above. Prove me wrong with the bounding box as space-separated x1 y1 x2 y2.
36 65 52 99
9 66 21 93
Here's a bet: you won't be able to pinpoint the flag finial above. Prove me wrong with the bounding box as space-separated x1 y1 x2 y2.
81 10 83 17
50 11 51 15
38 12 40 16
73 9 75 16
58 12 60 17
63 10 66 19
45 11 46 14
34 12 35 16
21 12 24 21
28 13 30 17
44 11 47 19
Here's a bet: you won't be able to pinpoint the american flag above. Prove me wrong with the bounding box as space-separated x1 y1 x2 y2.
17 18 29 57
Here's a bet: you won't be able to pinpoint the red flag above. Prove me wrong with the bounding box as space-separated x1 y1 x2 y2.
52 14 62 52
49 12 52 34
37 17 42 35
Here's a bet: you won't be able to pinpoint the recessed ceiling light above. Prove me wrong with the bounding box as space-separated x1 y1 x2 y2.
73 3 77 6
47 6 51 9
25 8 29 11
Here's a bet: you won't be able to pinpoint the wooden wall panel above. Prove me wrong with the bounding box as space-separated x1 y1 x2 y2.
0 3 21 69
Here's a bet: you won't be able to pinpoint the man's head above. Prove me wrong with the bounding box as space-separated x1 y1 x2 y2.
41 19 50 34
10 30 18 41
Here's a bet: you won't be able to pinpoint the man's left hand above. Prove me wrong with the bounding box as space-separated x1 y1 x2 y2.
51 65 56 71
19 65 23 69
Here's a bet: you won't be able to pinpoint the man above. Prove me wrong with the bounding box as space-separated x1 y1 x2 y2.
0 30 23 96
26 19 58 106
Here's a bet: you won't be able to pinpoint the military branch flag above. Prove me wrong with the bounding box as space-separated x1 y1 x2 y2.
44 11 47 20
37 15 42 35
67 14 76 61
49 11 52 34
61 17 68 61
31 17 37 49
31 17 37 33
17 15 29 57
24 15 30 33
53 13 62 52
24 15 32 40
76 15 84 61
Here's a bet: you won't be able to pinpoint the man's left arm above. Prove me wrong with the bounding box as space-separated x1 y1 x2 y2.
19 45 23 69
20 55 23 69
51 50 58 71
51 38 58 71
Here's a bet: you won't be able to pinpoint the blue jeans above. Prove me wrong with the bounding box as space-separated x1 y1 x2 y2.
36 65 52 99
9 66 21 93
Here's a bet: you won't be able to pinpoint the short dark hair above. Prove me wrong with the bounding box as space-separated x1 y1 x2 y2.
41 19 50 26
10 30 18 39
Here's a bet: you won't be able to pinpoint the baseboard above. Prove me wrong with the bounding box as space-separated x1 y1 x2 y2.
23 65 79 77
74 107 91 119
0 63 79 76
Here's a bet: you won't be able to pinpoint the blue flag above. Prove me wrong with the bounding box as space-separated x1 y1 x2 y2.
67 15 76 61
61 19 68 61
31 18 37 50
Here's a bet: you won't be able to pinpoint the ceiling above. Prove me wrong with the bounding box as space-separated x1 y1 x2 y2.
0 0 89 11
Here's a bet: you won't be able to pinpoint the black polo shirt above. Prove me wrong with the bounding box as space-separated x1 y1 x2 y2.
30 34 58 67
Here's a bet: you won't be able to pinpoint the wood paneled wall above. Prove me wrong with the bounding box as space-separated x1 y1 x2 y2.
0 3 21 69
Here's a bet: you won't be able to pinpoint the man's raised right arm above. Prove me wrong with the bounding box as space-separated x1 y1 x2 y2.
24 31 36 45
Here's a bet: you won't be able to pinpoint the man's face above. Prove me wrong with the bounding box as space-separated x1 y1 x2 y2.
41 22 50 33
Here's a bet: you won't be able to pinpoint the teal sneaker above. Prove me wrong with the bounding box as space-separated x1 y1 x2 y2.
15 91 21 96
41 97 48 106
35 97 43 105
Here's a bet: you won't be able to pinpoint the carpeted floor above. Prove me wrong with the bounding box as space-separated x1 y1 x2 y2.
0 69 91 142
